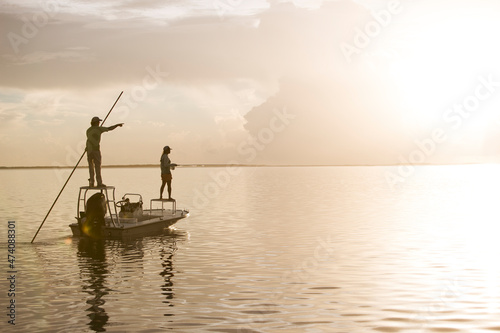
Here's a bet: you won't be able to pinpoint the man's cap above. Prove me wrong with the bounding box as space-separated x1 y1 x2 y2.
91 116 102 123
164 146 172 150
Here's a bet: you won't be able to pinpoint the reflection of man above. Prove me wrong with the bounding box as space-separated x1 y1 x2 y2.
86 116 123 187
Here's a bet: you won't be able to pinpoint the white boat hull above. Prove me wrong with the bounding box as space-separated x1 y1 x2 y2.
70 208 188 240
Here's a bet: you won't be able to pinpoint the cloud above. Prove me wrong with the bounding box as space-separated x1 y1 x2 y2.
147 120 165 127
0 108 26 125
289 0 325 10
242 74 413 165
6 49 96 65
2 0 500 166
0 1 365 90
0 1 393 166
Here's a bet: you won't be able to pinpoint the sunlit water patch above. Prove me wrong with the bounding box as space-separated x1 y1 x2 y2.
1 166 500 332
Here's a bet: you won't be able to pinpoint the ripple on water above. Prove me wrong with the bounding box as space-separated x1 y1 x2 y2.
3 167 500 332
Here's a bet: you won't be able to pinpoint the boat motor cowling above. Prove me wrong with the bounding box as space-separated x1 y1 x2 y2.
79 192 107 238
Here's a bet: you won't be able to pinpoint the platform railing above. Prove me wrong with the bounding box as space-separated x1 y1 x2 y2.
150 198 176 215
77 186 120 227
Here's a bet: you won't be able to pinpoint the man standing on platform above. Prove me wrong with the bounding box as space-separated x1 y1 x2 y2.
86 116 123 187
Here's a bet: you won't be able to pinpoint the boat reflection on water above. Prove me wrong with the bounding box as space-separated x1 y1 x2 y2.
159 237 177 313
76 230 185 332
77 238 110 332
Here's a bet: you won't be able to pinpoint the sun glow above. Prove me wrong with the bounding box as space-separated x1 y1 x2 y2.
386 6 500 129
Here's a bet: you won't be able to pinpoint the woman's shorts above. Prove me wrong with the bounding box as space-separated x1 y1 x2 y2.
161 173 172 181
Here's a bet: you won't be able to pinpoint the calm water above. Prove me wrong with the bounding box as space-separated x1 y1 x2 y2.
1 165 500 332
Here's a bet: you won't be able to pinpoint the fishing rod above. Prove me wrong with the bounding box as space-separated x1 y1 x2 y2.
31 91 123 243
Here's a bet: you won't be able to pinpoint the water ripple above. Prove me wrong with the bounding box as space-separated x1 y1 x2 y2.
2 167 500 332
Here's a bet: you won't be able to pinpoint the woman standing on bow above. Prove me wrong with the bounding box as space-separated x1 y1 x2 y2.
160 146 177 200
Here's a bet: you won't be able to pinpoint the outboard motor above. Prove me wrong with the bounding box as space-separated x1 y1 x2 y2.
79 192 106 238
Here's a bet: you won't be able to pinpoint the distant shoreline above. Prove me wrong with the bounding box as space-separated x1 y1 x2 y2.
0 162 488 170
0 164 238 170
0 164 354 169
0 164 310 169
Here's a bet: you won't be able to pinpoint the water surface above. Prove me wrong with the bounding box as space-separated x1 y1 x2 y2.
1 165 500 332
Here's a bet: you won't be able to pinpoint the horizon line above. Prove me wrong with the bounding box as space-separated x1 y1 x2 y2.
0 162 490 170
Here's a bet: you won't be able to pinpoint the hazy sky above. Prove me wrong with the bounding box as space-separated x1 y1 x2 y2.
2 0 500 167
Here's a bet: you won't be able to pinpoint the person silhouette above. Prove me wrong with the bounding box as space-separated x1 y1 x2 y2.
86 116 123 187
160 146 177 200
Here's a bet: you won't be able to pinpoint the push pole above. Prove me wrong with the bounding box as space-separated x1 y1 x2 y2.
31 91 123 243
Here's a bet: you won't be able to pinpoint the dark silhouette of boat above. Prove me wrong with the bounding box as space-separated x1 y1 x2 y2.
69 186 188 240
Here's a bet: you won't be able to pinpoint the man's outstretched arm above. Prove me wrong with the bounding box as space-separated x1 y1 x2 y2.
108 123 124 130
